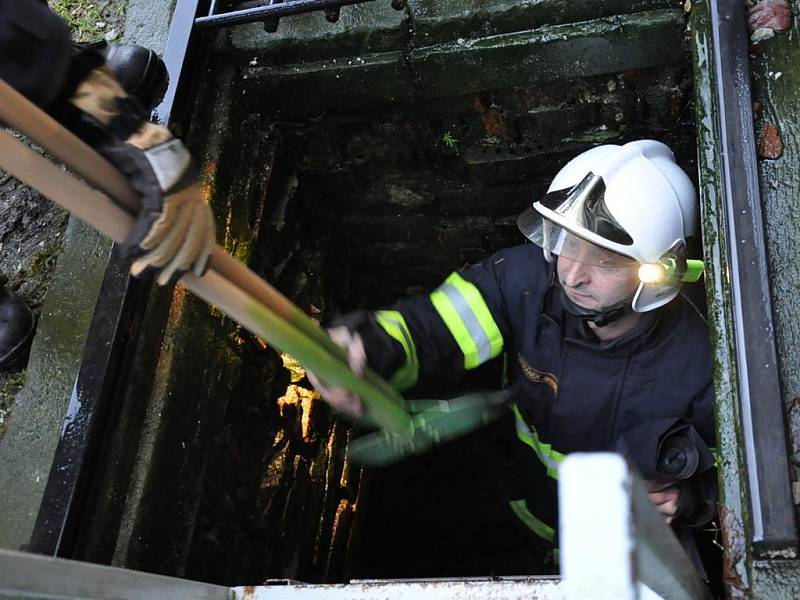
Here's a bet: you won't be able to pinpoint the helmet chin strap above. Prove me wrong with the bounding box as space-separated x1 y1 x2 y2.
558 285 632 328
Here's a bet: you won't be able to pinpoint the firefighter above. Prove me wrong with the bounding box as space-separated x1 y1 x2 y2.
310 140 716 547
0 0 216 369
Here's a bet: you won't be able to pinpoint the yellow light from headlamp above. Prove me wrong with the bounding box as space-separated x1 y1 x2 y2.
638 263 667 284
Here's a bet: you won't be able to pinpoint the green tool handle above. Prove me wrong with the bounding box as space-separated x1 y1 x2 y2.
211 251 401 404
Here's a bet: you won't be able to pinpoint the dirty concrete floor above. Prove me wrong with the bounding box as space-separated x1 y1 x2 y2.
0 0 128 442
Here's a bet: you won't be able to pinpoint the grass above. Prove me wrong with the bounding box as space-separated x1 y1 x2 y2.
50 0 118 42
441 131 460 153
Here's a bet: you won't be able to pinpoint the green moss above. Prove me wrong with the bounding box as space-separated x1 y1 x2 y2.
13 242 64 302
0 371 26 441
28 243 63 278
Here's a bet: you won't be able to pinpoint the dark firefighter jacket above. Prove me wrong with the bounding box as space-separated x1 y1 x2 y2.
349 243 716 543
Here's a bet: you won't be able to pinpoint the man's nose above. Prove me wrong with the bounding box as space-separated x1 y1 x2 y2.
560 256 590 287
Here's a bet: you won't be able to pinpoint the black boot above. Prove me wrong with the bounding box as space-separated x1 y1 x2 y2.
100 43 169 112
0 286 35 371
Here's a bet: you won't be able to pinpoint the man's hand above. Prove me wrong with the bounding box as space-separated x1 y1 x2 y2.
64 60 215 285
306 326 366 418
647 480 681 524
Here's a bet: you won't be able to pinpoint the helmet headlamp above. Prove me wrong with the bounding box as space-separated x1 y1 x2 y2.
638 257 704 285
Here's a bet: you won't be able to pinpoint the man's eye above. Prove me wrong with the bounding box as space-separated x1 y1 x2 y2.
598 258 631 269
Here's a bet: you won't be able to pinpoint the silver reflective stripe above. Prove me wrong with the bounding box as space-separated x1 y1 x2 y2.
438 281 493 364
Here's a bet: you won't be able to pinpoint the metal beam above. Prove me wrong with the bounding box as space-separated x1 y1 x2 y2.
153 0 203 126
195 0 383 30
707 0 798 557
0 548 229 600
26 248 147 556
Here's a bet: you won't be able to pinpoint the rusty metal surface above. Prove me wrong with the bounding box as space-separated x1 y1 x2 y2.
719 506 748 599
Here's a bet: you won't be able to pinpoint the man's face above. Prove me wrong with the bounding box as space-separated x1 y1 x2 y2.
555 236 640 311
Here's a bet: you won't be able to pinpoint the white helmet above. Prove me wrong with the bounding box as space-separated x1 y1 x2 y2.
518 140 700 313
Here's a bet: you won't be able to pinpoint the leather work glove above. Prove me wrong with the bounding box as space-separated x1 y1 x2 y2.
56 50 215 285
306 325 367 418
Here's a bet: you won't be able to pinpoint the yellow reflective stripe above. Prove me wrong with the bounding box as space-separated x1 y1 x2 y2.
429 272 504 370
509 499 555 542
452 272 504 360
375 310 419 391
511 404 565 479
430 286 478 368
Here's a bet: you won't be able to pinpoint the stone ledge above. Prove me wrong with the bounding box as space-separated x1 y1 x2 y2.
411 0 677 46
240 9 685 115
228 0 679 62
412 9 685 99
244 50 410 115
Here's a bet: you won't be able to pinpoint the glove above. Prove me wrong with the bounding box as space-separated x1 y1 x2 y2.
54 50 216 285
306 310 408 418
306 325 367 417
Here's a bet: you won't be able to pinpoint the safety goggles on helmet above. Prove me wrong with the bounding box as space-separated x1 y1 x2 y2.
523 219 637 269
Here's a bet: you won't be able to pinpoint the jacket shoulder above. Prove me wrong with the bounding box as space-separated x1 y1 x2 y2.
466 243 551 294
